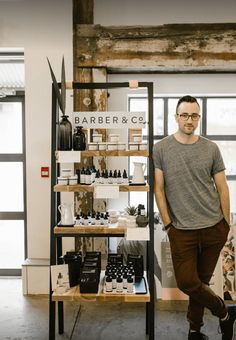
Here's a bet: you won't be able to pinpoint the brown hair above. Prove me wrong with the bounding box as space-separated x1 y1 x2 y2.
176 95 200 114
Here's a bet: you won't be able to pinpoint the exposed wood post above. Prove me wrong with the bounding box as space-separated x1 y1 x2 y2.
73 1 108 254
73 0 94 24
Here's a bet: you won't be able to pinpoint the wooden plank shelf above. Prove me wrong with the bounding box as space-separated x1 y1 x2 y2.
52 272 150 303
54 225 126 236
81 150 148 157
54 184 149 193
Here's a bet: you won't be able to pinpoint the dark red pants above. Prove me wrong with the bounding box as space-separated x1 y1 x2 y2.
168 218 229 331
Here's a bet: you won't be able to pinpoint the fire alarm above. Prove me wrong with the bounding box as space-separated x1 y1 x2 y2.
41 166 49 178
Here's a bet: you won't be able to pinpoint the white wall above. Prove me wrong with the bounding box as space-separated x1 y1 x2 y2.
0 0 73 259
94 0 236 25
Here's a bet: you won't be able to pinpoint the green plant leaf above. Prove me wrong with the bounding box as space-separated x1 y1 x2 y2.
47 57 64 114
61 56 66 115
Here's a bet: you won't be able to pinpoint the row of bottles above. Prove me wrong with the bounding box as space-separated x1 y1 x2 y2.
105 262 135 293
76 211 110 226
58 116 86 151
76 167 128 185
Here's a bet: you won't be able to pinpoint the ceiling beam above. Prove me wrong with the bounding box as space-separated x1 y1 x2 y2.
75 23 236 73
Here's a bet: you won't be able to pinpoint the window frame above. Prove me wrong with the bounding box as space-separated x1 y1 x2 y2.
128 94 236 182
0 94 27 275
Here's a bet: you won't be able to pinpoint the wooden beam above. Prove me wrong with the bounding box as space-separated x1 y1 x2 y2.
75 23 236 72
73 0 94 24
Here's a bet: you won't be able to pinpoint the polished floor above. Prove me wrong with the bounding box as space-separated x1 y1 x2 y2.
0 277 223 340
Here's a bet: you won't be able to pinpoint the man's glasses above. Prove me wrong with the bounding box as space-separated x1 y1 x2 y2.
177 113 201 121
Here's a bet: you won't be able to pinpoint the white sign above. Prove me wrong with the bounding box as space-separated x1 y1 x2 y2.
73 111 146 129
93 184 120 199
55 151 81 163
126 226 150 241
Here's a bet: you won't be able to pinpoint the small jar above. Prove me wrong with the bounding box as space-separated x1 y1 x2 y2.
132 134 142 143
88 143 98 151
109 134 120 143
123 272 128 289
57 177 68 185
98 142 107 151
139 143 147 151
107 143 117 151
127 276 134 293
129 143 139 151
68 175 78 185
92 134 102 143
116 276 123 293
112 273 117 289
117 143 126 151
105 276 113 292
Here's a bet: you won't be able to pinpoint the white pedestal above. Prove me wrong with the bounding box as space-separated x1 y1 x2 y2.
22 258 50 295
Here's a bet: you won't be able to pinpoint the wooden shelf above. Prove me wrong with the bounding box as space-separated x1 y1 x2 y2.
54 224 126 236
54 184 149 193
81 150 148 157
52 272 150 303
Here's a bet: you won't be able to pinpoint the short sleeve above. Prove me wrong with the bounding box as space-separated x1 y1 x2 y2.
152 142 163 170
212 144 225 175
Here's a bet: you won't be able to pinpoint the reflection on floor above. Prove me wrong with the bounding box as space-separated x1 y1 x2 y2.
0 277 223 340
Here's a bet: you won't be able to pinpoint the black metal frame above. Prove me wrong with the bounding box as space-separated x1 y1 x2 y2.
49 81 154 340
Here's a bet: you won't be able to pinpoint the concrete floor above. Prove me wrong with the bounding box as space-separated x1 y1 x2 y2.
0 277 223 340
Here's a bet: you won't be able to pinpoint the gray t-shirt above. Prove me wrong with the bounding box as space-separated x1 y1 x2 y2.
153 135 225 230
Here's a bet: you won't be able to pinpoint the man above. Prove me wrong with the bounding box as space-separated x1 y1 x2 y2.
153 95 235 340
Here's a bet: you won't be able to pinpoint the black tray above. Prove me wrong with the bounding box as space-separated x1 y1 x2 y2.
129 182 146 186
58 222 75 227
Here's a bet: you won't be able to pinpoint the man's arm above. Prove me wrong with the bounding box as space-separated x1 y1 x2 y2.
214 170 230 224
154 168 172 227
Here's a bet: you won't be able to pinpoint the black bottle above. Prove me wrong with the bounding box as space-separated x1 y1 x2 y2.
58 115 72 150
73 126 86 150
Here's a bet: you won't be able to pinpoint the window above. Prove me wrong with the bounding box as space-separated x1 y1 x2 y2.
129 95 236 213
0 96 26 275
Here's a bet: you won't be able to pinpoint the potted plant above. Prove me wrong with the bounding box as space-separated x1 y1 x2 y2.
125 205 138 227
125 205 138 216
47 57 72 150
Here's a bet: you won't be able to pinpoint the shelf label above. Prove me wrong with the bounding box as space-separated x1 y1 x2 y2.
93 184 119 199
126 226 150 241
73 111 146 129
55 151 81 163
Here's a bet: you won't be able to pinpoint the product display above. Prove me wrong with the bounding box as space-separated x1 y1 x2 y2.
103 255 146 294
60 251 82 287
58 203 75 226
58 115 72 151
136 204 149 228
73 126 86 150
49 81 154 340
132 162 146 184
